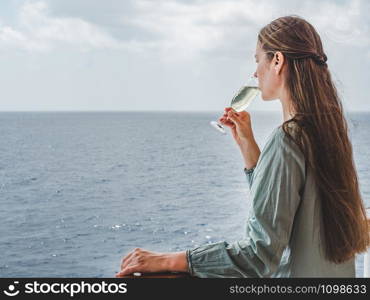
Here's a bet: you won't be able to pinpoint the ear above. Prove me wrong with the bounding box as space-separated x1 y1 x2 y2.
273 51 284 75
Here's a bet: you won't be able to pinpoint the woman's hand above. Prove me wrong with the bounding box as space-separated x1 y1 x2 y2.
219 108 260 169
218 107 254 145
115 248 188 277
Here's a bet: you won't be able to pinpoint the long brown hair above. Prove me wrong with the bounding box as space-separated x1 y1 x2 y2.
258 15 369 263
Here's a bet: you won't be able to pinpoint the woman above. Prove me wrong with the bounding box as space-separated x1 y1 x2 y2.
116 15 369 278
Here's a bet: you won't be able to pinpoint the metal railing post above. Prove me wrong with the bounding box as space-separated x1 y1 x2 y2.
364 208 370 278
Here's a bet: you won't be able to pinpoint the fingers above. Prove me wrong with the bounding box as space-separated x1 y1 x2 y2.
223 107 239 116
118 247 152 277
219 108 239 128
120 247 141 270
117 248 142 277
115 265 140 277
120 252 134 270
120 253 134 271
219 116 231 124
225 107 251 118
227 110 240 124
219 117 234 128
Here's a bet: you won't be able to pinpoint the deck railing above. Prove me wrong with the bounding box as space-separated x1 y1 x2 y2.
364 208 370 277
121 208 370 278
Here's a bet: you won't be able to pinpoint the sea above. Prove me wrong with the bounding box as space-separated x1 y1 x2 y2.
0 111 369 277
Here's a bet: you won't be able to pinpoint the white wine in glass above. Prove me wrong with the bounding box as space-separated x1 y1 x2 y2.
210 76 260 134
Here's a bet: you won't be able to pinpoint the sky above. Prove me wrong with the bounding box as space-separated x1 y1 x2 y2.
0 0 369 112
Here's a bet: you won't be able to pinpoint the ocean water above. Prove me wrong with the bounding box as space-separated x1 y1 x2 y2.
0 111 369 277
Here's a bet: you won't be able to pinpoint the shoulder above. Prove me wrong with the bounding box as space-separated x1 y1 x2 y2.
262 124 305 163
272 122 301 148
262 125 289 150
253 124 306 180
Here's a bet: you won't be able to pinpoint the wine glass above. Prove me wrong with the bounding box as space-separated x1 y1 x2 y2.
210 75 260 134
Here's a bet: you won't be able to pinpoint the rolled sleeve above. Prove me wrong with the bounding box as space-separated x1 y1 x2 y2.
187 241 248 278
186 127 306 278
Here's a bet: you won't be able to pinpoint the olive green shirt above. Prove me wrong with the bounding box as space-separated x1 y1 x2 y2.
186 125 355 277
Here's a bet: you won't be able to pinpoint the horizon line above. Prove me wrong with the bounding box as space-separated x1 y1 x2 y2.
0 109 369 113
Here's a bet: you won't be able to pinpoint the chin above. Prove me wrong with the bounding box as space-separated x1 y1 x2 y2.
261 93 277 101
261 94 272 101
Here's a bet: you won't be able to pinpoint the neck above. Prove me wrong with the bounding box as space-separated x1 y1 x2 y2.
279 89 295 122
282 105 294 122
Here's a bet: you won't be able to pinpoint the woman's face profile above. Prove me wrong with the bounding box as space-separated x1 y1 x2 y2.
254 41 284 101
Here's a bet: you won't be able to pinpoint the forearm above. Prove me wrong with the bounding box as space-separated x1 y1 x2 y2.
238 138 261 169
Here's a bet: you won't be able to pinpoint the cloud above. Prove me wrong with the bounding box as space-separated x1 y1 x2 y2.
0 25 39 51
115 0 370 61
0 1 126 52
120 0 279 61
0 0 368 112
307 0 370 46
12 0 280 60
1 0 369 60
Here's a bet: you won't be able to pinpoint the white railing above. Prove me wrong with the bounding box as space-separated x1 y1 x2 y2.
364 208 370 277
365 252 370 277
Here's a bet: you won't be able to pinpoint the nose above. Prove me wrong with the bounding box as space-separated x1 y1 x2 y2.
253 71 257 78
